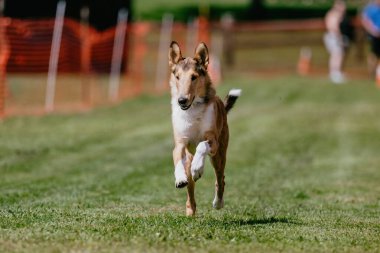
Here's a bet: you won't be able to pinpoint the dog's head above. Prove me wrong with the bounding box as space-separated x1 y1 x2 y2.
168 41 212 110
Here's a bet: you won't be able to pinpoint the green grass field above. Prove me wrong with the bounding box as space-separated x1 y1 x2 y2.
1 74 380 252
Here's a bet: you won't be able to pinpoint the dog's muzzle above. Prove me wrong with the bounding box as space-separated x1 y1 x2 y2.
178 97 193 110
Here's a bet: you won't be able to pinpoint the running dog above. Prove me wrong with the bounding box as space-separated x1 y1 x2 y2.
169 41 241 216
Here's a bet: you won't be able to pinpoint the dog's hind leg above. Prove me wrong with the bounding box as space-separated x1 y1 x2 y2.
186 179 196 216
211 146 227 210
185 150 196 216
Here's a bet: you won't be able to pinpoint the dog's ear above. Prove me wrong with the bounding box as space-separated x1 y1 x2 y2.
194 42 209 69
169 41 182 68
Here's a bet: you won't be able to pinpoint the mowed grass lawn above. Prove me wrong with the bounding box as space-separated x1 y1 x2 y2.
1 74 380 252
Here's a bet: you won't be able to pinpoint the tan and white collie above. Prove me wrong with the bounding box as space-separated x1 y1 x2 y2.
169 41 241 216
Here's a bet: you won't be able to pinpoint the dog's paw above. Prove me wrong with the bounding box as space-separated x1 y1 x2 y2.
212 197 224 210
175 179 188 188
175 160 188 188
191 161 204 182
191 142 209 181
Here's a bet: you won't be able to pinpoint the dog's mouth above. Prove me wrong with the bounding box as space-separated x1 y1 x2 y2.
179 97 194 111
180 104 191 110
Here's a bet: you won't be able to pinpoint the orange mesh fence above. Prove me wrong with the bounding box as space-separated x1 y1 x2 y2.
4 17 127 73
0 17 135 117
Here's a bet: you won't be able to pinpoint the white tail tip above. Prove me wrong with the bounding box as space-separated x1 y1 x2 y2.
229 89 242 97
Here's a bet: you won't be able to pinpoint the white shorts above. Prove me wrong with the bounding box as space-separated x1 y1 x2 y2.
324 32 345 55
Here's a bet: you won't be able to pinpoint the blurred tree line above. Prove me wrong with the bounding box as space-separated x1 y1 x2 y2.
4 0 132 30
4 0 363 24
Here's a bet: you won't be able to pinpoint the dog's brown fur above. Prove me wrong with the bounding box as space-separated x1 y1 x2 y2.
169 41 240 216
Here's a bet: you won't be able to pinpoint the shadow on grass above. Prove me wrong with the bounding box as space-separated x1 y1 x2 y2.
226 216 297 226
118 213 299 233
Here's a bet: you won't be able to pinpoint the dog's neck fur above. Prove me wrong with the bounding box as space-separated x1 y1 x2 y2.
193 84 215 106
201 77 216 104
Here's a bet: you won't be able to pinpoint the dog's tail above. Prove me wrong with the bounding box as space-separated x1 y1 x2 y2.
224 89 242 114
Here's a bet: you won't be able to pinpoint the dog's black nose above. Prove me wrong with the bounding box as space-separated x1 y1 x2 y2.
178 97 188 106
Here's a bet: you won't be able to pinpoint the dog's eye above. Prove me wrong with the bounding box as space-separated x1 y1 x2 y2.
191 75 197 81
175 75 179 80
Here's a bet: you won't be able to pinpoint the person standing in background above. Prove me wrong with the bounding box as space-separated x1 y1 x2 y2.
324 0 350 84
362 0 380 85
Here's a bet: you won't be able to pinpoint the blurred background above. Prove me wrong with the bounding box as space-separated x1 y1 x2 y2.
0 0 373 116
2 2 380 251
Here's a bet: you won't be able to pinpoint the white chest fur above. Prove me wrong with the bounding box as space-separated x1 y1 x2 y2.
172 100 215 145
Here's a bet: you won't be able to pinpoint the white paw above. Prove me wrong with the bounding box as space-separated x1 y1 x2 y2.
191 155 204 182
191 141 210 181
212 196 224 210
174 160 188 188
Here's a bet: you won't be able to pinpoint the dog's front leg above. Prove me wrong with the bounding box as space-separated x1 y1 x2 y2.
191 132 219 181
173 143 188 188
191 140 212 182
